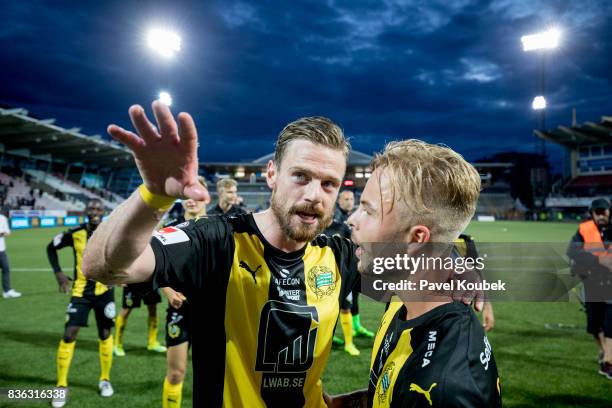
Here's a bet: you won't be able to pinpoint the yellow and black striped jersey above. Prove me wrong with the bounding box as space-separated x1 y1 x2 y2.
369 301 502 407
47 224 110 298
150 213 360 407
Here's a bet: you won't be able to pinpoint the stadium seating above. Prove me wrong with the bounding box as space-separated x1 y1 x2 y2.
0 172 84 211
24 169 119 209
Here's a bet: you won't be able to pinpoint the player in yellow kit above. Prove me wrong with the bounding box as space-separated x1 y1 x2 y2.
113 283 166 356
327 140 501 407
47 199 114 407
83 104 361 407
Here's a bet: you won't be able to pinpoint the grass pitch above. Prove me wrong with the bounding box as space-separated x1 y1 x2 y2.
0 222 611 407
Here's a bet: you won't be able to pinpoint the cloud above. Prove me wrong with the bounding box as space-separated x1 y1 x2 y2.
219 1 259 28
460 58 501 82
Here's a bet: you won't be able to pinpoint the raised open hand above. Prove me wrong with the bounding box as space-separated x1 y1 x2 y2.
107 100 209 201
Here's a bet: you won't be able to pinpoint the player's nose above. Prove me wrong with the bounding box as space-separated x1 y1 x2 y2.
302 181 323 203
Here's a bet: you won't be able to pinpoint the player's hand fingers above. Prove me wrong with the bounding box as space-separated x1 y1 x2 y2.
108 125 145 152
129 104 161 144
152 100 179 145
177 112 198 154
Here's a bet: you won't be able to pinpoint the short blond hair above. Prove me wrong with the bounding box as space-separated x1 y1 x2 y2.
372 140 481 241
197 176 208 189
274 116 350 168
216 178 237 193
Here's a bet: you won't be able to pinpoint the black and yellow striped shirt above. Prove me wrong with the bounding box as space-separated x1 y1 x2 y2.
48 224 110 298
368 301 502 407
151 213 359 407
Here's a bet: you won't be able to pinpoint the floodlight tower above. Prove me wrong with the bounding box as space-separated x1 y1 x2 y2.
521 27 561 154
147 28 182 59
146 27 182 106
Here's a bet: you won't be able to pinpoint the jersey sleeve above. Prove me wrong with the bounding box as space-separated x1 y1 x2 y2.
437 315 502 407
46 230 75 273
52 230 74 250
150 217 234 295
314 234 360 301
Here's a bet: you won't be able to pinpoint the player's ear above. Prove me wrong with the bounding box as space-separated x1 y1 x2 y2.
266 160 277 189
406 225 430 243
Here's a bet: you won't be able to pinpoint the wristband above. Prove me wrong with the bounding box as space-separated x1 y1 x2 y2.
138 184 175 211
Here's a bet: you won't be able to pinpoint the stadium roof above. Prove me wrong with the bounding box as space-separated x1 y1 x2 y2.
535 115 612 148
0 107 134 168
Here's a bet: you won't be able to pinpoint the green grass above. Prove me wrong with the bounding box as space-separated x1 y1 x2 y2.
0 222 611 407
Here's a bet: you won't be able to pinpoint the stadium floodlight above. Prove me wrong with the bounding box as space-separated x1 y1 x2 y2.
147 28 182 58
521 28 561 52
158 91 172 106
532 96 547 110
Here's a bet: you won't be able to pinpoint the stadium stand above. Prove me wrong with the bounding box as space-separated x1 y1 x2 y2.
0 106 133 217
23 169 118 209
4 104 580 222
537 114 612 218
0 171 84 211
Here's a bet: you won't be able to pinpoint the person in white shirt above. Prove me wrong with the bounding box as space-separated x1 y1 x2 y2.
0 212 19 299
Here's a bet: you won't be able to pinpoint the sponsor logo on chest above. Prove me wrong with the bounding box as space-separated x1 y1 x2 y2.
422 330 437 368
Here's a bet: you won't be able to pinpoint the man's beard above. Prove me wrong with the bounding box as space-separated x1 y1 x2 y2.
270 190 333 243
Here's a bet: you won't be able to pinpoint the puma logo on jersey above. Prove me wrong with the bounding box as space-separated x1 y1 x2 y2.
239 261 261 283
409 382 437 406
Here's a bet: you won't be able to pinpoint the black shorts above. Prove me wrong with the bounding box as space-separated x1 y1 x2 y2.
585 302 612 337
165 303 191 347
122 284 161 309
65 289 115 330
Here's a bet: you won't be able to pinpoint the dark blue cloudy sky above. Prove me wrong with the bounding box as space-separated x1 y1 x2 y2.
1 0 611 166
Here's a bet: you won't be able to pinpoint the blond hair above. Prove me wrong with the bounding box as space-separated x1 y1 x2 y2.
216 178 237 193
371 139 481 241
274 116 350 168
197 176 208 189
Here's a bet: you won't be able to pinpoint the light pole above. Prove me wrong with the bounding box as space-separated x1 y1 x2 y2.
521 28 561 154
146 27 182 105
147 28 182 59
